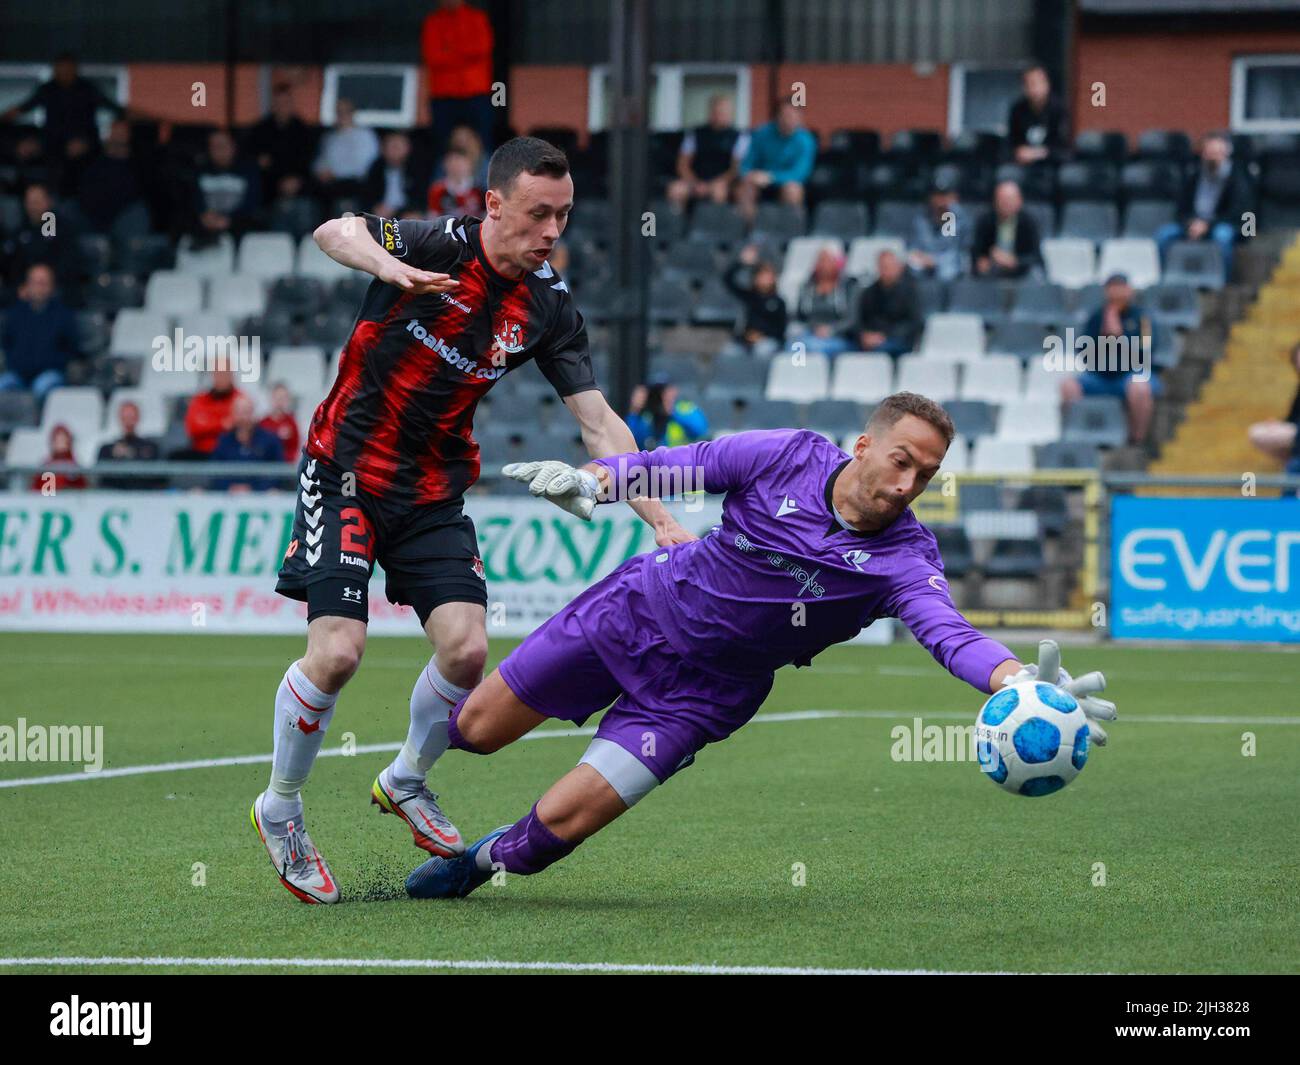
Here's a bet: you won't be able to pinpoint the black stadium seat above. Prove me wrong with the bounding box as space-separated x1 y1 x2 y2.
1073 130 1128 163
811 200 868 239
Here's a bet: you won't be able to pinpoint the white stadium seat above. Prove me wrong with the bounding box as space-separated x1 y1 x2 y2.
104 388 168 437
1096 237 1161 290
208 274 266 318
778 237 844 309
238 232 296 280
941 433 970 473
266 346 329 401
175 311 236 340
829 352 893 404
971 437 1034 473
297 234 353 281
176 235 235 278
895 356 958 402
41 386 103 435
1021 360 1062 400
919 312 986 361
109 309 169 358
5 427 48 467
1042 238 1097 288
958 354 1022 402
765 351 830 402
994 398 1061 444
144 271 204 317
845 236 906 282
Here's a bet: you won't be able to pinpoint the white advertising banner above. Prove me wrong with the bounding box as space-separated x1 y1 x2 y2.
0 491 892 643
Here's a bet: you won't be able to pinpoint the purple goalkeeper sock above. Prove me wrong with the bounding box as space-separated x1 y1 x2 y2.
446 694 483 754
488 803 578 875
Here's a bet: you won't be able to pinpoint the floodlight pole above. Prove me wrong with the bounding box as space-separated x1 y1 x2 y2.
606 0 651 415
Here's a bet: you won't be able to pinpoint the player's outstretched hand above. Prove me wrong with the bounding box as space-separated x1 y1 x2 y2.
502 460 599 521
1003 639 1118 745
378 260 459 294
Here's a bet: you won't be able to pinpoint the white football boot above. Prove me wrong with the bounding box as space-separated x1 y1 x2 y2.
370 766 466 858
250 791 340 904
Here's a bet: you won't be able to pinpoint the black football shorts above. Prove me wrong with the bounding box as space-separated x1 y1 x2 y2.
275 452 488 626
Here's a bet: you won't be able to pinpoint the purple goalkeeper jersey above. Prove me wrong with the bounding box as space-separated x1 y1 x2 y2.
591 428 1014 692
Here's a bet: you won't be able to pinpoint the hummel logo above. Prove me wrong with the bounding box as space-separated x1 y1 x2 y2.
775 496 799 518
843 549 871 571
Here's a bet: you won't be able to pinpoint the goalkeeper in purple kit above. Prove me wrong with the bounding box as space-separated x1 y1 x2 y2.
405 392 1117 899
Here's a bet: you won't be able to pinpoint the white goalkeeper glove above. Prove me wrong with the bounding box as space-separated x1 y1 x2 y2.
1003 639 1118 746
502 460 600 521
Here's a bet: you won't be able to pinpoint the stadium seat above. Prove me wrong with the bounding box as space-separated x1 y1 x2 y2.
238 232 296 280
104 388 167 437
41 387 103 435
1021 199 1056 239
1120 161 1181 202
1021 360 1062 401
1096 238 1160 289
779 237 844 307
943 400 997 440
1034 440 1102 469
914 276 948 316
845 237 905 282
766 352 830 403
744 398 801 429
811 201 868 239
1063 396 1127 447
208 274 267 319
946 278 1006 320
144 271 204 317
138 365 203 398
919 313 985 361
1145 282 1201 330
1057 161 1119 202
939 434 970 473
77 310 111 358
648 279 694 325
1058 202 1119 243
266 347 329 400
269 276 328 318
988 321 1050 362
983 538 1045 577
1123 199 1178 238
932 526 973 576
957 354 1021 402
1018 484 1070 535
829 353 893 404
1136 128 1192 161
1009 281 1068 327
117 233 175 276
658 240 717 286
872 200 914 240
752 203 806 246
0 390 38 435
175 311 236 341
994 398 1061 444
1042 238 1097 288
691 277 744 328
109 309 169 358
4 427 49 467
896 356 958 401
971 437 1034 472
688 202 747 247
297 234 353 281
176 235 235 278
805 398 864 436
964 508 1040 542
1073 130 1128 164
1164 241 1226 289
84 272 144 313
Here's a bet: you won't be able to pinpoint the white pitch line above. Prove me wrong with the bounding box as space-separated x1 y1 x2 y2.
0 955 1030 976
2 708 1297 790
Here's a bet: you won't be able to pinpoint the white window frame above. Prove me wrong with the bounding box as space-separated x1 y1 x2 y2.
320 64 419 128
587 62 751 133
1231 54 1300 134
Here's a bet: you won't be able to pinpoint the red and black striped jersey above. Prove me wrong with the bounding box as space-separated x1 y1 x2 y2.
306 213 597 505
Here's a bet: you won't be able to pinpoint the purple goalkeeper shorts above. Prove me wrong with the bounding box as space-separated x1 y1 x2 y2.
497 557 774 784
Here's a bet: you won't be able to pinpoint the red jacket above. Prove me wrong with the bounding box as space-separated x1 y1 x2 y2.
185 388 244 454
421 5 494 99
260 412 301 462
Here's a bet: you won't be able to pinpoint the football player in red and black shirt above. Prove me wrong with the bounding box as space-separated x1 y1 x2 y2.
251 137 695 903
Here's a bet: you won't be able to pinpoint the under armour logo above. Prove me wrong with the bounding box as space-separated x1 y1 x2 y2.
342 587 362 602
775 496 799 518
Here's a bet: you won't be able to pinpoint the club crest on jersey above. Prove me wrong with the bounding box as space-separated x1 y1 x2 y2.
470 556 486 580
492 320 525 355
842 549 871 571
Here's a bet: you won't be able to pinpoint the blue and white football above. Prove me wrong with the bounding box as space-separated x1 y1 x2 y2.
975 681 1090 797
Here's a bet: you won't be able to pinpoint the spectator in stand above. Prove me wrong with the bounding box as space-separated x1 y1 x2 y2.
448 124 489 188
184 367 245 455
1155 133 1254 277
722 243 787 355
211 393 285 492
365 131 426 219
421 0 496 158
76 119 149 238
313 98 380 211
427 148 485 217
192 129 262 244
3 183 80 286
245 83 318 203
259 382 302 462
735 100 817 221
0 53 126 193
1247 341 1300 473
794 247 856 356
666 94 748 213
856 250 922 356
626 374 709 450
0 264 79 403
909 174 970 283
1060 273 1160 446
1008 64 1068 166
97 399 164 490
973 180 1042 279
30 423 87 492
7 132 53 196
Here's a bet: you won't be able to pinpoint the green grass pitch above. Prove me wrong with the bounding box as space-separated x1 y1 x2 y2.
1 633 1296 974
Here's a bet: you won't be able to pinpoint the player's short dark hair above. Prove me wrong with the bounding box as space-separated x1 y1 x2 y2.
487 136 569 196
867 392 955 446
